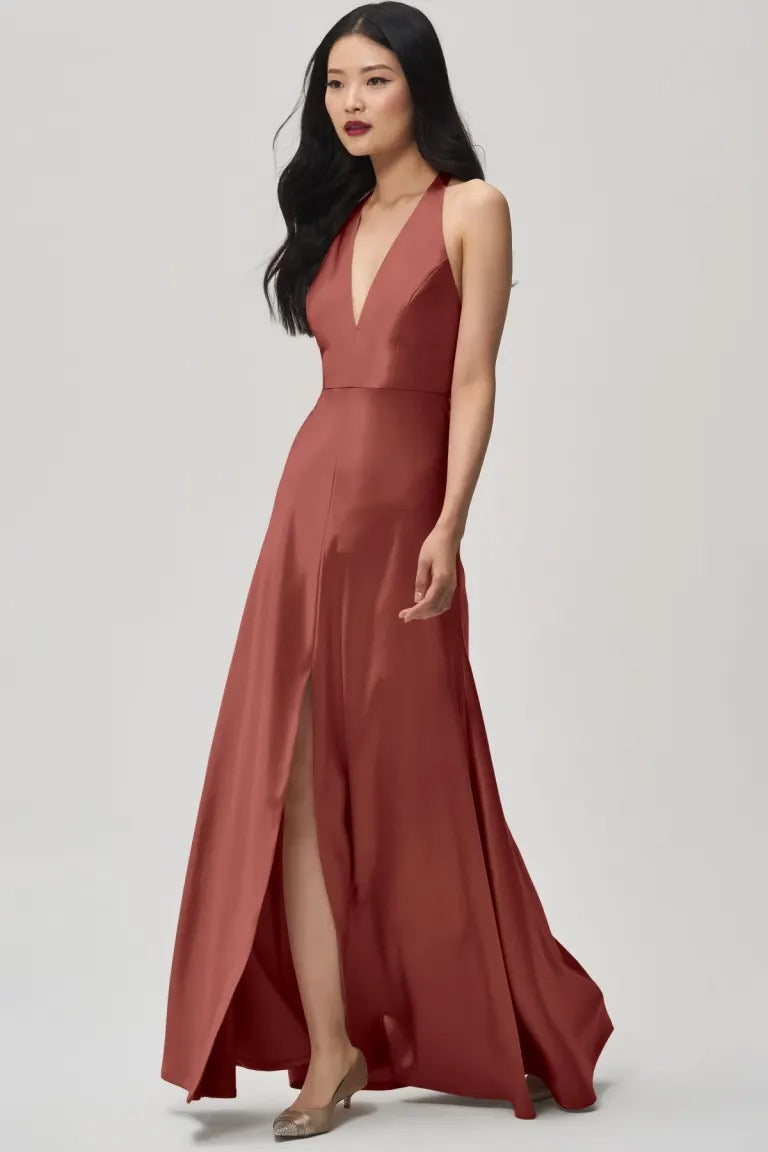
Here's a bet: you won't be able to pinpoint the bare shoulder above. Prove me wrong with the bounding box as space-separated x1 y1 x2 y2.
444 176 511 234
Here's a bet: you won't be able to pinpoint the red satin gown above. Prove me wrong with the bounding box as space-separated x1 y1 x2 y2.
160 170 614 1119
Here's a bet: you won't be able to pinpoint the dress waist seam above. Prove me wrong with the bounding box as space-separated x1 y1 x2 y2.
321 385 449 396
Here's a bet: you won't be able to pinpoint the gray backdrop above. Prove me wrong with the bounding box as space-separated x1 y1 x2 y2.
1 1 765 1148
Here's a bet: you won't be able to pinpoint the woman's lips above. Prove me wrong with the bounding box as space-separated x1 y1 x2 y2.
345 122 371 135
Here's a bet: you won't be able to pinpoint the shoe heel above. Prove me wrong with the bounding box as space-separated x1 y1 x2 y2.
272 1050 366 1139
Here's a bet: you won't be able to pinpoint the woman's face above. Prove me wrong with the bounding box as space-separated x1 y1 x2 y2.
324 34 413 157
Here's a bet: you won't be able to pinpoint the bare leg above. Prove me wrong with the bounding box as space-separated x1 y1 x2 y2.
281 676 358 1108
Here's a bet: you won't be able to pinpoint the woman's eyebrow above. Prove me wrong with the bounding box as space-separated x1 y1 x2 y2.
327 63 397 75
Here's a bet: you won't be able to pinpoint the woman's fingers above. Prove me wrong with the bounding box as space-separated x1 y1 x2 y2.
413 554 431 603
399 570 455 621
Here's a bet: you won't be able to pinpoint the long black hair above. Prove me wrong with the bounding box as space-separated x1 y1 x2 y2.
262 2 485 336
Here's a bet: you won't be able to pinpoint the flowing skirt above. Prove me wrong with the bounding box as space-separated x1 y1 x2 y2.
160 387 614 1119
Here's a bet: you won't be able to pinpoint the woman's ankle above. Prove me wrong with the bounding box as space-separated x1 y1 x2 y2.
308 1037 356 1061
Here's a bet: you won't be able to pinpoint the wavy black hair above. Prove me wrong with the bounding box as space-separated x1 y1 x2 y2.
262 2 486 336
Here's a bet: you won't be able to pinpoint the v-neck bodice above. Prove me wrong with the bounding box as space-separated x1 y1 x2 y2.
306 170 461 394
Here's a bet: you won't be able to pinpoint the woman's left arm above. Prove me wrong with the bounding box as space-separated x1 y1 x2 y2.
399 180 513 623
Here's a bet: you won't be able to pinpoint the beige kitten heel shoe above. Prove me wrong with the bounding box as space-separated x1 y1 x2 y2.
272 1047 368 1140
526 1072 553 1102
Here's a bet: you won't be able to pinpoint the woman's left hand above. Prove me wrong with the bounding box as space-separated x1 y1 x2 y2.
399 522 459 622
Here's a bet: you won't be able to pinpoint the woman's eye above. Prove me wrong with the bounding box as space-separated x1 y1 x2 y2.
325 76 389 90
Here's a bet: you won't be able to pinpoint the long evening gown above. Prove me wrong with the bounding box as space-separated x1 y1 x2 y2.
160 170 614 1119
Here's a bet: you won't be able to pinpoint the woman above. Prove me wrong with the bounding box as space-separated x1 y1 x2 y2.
161 2 614 1139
